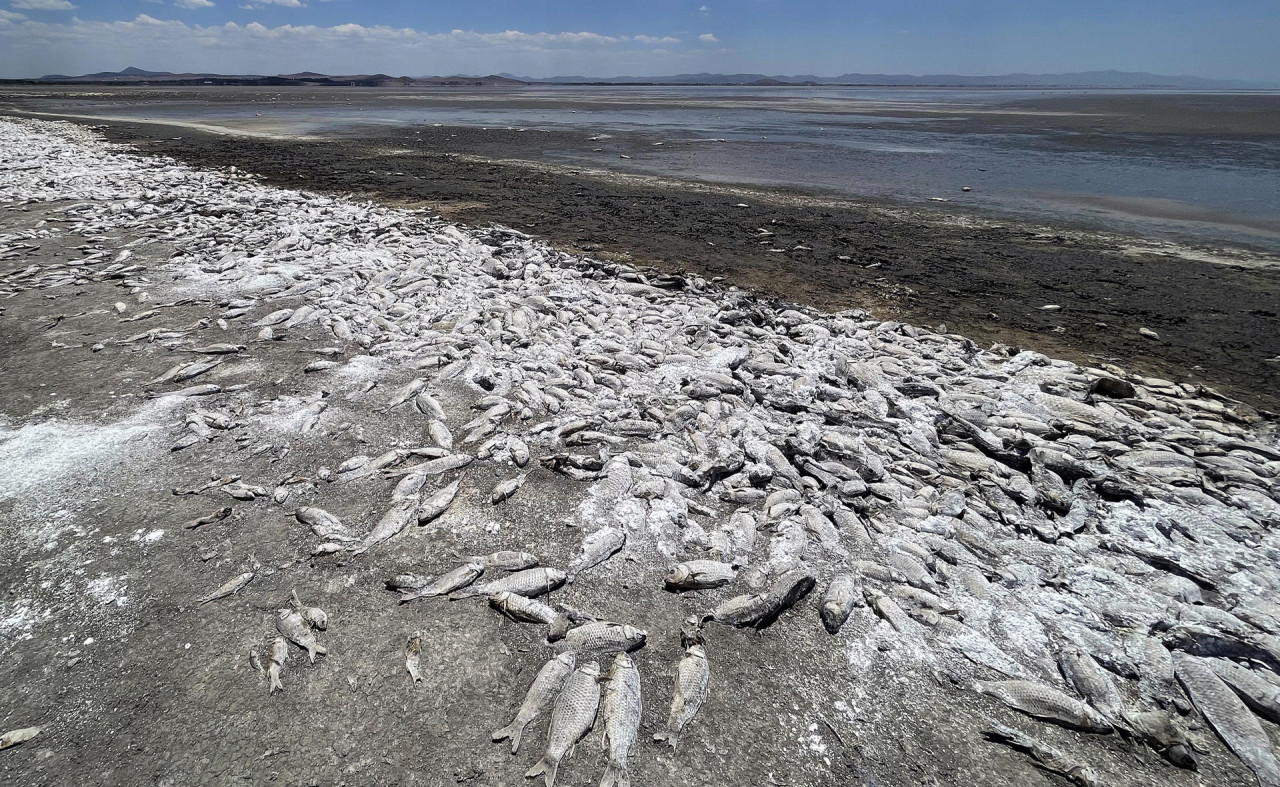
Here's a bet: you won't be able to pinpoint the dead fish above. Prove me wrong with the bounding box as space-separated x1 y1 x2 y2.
1174 652 1280 786
414 391 447 421
548 605 599 643
197 571 254 605
304 360 340 373
266 636 288 694
187 343 244 354
391 468 429 503
452 567 567 600
417 479 462 525
820 573 862 635
601 652 643 787
1205 657 1280 724
489 591 559 625
526 662 602 787
491 475 527 505
386 573 431 592
567 526 625 579
400 561 484 602
477 550 540 571
294 506 357 542
984 721 1101 787
654 644 710 749
492 652 576 754
252 308 293 327
148 383 221 399
0 726 41 751
406 635 423 684
563 622 647 658
974 680 1113 733
1121 709 1198 770
705 569 815 630
350 499 418 555
427 420 453 450
509 436 531 467
799 504 849 558
1058 648 1124 721
168 357 224 385
276 609 328 663
410 453 475 477
383 378 427 411
289 589 328 630
665 560 737 591
182 506 232 530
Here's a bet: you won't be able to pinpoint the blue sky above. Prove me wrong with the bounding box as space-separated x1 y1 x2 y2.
2 1 1278 81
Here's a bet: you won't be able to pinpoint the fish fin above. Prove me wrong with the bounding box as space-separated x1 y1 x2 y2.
600 762 629 787
492 720 526 753
491 724 513 742
526 756 559 786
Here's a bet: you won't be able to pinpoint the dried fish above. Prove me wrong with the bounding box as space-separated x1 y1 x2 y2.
492 652 576 754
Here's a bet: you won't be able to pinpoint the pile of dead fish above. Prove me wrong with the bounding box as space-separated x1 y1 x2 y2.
246 590 331 695
4 118 1280 785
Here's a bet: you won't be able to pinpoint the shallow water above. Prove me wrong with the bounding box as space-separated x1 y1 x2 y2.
19 85 1280 251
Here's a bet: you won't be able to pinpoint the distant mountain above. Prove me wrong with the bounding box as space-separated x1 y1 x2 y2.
40 65 174 81
26 67 1270 90
33 68 528 87
507 69 1270 89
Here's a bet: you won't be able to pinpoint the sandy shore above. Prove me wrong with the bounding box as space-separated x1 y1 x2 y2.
2 117 1279 787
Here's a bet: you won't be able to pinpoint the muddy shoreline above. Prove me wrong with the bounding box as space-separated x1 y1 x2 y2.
20 111 1279 411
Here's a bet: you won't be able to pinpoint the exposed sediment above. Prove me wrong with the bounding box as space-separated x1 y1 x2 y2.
1 118 1279 786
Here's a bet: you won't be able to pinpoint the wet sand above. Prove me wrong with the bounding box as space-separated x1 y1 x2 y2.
47 116 1278 413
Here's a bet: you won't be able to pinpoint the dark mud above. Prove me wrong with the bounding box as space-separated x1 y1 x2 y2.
25 115 1273 413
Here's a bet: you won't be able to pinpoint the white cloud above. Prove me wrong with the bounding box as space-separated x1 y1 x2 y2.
241 0 304 7
0 15 729 78
0 9 28 20
633 34 680 45
699 5 709 12
11 0 76 10
173 0 215 8
698 33 718 43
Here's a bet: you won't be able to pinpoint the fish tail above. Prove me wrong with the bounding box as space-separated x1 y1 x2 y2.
525 755 559 786
268 669 283 694
492 720 526 753
599 761 628 787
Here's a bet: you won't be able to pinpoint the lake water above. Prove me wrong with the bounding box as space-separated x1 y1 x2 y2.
16 85 1280 252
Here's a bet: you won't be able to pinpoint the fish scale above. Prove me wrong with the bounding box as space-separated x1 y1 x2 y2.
492 652 575 754
655 644 710 749
526 662 601 787
974 680 1112 732
601 652 643 787
451 567 567 599
1175 653 1280 787
563 622 647 658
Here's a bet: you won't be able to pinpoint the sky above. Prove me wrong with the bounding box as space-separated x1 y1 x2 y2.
1 1 1278 81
